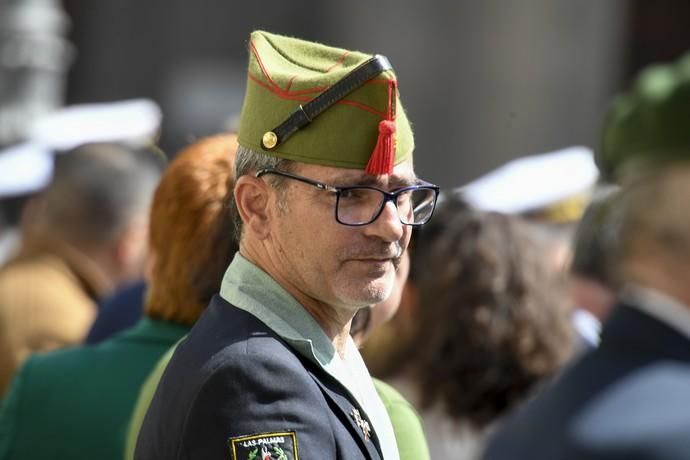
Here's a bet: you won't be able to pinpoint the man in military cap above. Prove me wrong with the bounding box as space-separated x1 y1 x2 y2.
482 52 690 460
135 31 439 460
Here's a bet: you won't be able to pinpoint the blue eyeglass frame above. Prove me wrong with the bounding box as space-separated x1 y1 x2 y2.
255 168 440 227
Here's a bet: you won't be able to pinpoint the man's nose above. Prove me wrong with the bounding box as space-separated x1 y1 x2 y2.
363 199 405 242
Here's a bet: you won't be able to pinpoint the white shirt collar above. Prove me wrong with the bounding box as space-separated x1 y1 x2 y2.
572 308 602 346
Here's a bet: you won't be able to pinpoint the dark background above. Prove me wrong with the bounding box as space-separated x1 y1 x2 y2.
61 0 690 188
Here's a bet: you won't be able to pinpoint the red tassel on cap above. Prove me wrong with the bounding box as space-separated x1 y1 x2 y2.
365 120 396 175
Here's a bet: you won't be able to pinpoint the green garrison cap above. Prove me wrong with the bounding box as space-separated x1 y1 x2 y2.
237 31 414 174
599 52 690 181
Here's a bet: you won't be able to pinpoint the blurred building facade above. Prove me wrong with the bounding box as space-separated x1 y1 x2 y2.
0 0 73 148
60 0 690 187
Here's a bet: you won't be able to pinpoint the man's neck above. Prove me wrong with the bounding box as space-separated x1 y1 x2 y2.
240 244 354 357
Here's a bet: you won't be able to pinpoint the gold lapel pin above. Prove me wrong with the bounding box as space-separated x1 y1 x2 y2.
350 408 371 441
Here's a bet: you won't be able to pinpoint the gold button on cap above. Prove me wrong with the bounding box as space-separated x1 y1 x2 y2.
262 131 278 149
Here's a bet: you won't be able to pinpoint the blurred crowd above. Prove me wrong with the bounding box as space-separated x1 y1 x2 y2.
2 12 690 460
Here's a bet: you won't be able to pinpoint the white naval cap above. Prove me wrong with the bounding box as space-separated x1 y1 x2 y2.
27 99 162 152
1 99 162 198
0 143 53 198
460 146 599 221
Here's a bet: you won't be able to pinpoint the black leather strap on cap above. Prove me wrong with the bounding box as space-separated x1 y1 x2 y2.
261 54 393 150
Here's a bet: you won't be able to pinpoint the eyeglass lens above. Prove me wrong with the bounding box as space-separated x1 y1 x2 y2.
337 187 436 225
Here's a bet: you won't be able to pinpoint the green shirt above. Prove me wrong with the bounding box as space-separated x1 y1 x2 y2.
373 379 430 460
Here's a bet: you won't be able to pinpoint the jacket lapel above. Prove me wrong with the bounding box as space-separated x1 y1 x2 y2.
300 357 384 460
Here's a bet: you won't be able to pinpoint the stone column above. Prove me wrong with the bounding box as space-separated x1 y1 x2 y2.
0 0 73 147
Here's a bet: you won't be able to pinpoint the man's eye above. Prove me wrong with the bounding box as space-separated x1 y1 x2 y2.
340 188 371 202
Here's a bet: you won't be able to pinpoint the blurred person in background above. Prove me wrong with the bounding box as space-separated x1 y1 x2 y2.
0 142 163 397
460 146 600 348
84 115 240 346
360 151 593 376
376 195 574 460
84 280 148 344
461 146 598 268
0 134 238 460
568 186 620 349
0 99 162 272
482 51 690 460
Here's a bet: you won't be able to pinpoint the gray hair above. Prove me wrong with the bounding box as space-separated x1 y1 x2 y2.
36 143 164 248
230 145 295 242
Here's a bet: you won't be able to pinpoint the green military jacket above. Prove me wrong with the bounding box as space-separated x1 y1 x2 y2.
0 317 188 460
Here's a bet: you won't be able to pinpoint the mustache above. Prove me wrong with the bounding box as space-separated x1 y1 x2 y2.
344 241 403 261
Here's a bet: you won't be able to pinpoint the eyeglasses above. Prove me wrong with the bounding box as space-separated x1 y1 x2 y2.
256 168 440 227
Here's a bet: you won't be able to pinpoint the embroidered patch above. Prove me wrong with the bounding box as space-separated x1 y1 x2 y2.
228 431 298 460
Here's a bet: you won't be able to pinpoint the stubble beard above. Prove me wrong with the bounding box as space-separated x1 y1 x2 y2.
336 263 396 309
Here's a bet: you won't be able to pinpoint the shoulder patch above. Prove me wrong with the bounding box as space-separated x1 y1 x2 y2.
228 431 298 460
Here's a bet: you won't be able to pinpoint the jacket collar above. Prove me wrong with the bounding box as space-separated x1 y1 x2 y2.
601 299 690 363
621 284 690 342
109 317 190 345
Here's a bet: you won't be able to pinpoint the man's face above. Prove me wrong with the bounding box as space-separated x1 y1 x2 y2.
265 160 415 314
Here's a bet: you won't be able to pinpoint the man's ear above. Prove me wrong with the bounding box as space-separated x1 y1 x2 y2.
234 175 271 240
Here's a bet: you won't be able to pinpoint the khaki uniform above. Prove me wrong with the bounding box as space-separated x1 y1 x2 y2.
0 235 111 396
